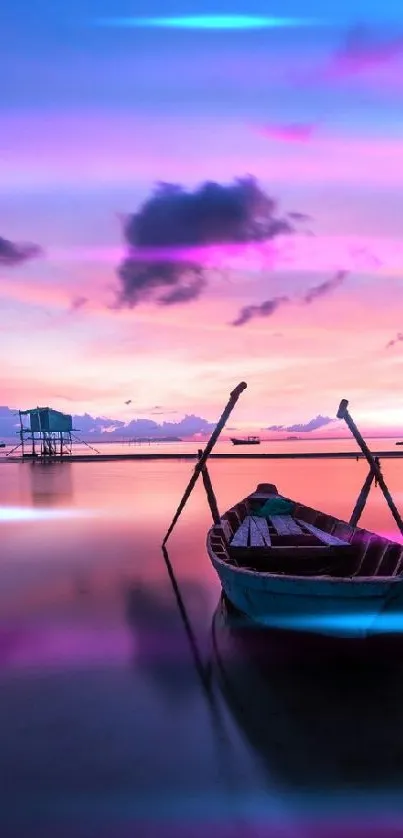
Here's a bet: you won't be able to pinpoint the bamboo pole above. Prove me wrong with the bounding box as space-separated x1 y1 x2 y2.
20 411 25 456
337 399 403 535
198 449 221 525
349 467 376 528
162 381 247 545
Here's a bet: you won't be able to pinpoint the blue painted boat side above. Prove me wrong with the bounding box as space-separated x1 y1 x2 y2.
209 551 403 638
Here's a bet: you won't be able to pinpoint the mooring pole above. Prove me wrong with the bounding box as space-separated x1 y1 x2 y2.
198 449 221 526
162 381 247 545
19 411 24 457
337 399 403 535
349 465 377 528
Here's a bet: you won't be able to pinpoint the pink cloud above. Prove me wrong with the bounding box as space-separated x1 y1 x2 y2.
3 110 403 191
256 123 316 142
23 234 403 274
88 235 397 275
328 26 403 79
295 25 403 92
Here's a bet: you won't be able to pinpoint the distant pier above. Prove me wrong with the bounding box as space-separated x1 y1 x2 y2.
2 450 403 464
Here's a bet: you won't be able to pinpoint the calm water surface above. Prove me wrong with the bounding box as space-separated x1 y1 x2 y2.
1 452 403 837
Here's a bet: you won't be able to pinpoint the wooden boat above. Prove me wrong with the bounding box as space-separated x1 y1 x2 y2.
164 386 403 640
230 435 260 445
207 482 403 638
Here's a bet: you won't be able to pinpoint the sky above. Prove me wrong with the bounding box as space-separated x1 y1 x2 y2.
1 1 403 431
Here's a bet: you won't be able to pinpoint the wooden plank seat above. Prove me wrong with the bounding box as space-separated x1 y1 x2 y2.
296 519 350 546
250 516 271 547
230 514 351 550
230 515 272 548
230 516 251 547
269 515 304 536
227 512 356 575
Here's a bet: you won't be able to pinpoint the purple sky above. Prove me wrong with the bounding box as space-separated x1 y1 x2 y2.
1 2 403 429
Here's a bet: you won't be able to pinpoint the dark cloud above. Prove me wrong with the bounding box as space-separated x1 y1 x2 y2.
0 405 214 441
158 274 207 305
231 270 348 327
231 295 289 327
116 177 294 310
0 236 43 267
284 415 334 432
386 332 403 349
70 295 88 311
287 212 312 222
267 415 334 433
112 413 216 438
330 25 403 76
302 270 349 304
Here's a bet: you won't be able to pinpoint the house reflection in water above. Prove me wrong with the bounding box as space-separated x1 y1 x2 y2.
28 462 74 508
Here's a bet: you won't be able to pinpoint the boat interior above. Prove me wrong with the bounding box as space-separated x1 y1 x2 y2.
209 483 403 578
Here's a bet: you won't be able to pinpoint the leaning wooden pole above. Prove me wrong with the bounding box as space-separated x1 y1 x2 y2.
162 381 247 545
198 449 221 526
349 467 376 528
337 399 403 535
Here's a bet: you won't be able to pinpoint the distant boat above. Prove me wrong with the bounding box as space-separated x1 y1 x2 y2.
396 441 403 445
207 482 403 639
230 436 260 446
0 442 5 448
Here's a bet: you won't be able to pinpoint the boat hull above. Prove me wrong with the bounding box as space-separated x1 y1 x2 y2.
207 482 403 639
230 438 260 445
210 552 403 638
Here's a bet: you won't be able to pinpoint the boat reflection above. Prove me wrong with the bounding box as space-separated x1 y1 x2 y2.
211 594 403 793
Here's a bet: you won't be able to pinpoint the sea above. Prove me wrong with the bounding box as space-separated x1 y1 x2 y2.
1 437 403 837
